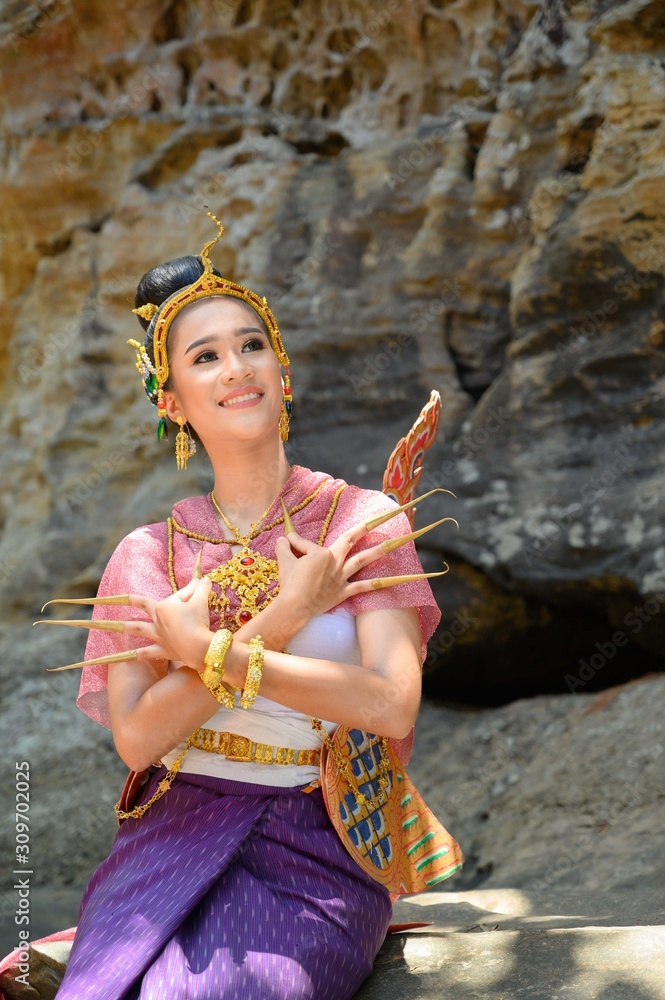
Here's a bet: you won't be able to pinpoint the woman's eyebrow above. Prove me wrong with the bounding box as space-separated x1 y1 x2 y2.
235 326 266 337
184 336 215 356
184 328 265 356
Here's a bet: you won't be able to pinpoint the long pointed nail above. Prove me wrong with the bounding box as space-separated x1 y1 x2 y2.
380 517 459 554
40 595 131 613
33 619 127 633
192 545 203 580
281 496 295 534
365 489 456 531
371 566 450 590
47 650 140 672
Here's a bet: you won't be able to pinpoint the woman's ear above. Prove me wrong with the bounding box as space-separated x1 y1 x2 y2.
163 391 183 424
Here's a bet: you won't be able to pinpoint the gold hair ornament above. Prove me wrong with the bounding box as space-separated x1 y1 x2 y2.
132 303 158 322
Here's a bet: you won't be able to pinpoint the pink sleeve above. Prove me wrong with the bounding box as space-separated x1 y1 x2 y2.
327 486 442 666
76 522 172 729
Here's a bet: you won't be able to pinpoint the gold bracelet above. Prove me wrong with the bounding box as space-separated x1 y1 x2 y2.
203 627 233 686
201 628 235 708
240 634 264 709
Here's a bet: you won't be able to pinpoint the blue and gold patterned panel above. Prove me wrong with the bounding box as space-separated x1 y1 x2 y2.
337 730 395 871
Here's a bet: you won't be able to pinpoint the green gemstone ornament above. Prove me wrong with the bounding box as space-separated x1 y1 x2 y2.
147 373 158 394
157 417 168 441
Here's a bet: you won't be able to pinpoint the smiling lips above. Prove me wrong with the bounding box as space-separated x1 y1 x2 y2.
220 391 264 407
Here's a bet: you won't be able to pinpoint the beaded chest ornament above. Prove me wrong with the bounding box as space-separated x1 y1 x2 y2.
207 487 284 630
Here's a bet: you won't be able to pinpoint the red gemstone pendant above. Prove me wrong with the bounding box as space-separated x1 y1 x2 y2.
240 557 255 566
238 609 253 623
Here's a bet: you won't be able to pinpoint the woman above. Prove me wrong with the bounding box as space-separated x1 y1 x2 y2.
49 218 451 999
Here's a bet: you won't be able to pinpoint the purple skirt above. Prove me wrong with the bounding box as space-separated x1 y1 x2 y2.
55 767 392 999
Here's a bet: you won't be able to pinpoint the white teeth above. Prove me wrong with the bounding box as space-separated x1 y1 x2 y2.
221 392 262 406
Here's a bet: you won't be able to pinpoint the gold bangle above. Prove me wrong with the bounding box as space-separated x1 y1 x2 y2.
203 628 233 684
240 634 264 710
200 674 236 709
201 628 235 708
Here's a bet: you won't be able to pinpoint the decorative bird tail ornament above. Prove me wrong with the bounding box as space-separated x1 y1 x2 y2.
381 390 450 525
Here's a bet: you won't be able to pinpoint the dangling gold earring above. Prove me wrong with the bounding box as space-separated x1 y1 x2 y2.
279 366 293 442
279 402 290 442
175 416 196 470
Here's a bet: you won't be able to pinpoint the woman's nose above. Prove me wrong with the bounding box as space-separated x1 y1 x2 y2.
219 349 254 382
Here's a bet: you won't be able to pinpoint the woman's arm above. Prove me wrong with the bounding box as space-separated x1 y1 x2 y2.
107 588 313 771
109 601 421 772
226 605 423 736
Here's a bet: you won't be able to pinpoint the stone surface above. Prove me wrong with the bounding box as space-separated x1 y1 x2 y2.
407 679 665 894
0 891 80 961
3 891 664 999
358 889 665 999
0 940 72 1000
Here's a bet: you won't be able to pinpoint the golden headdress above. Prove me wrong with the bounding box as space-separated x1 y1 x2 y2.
128 212 292 442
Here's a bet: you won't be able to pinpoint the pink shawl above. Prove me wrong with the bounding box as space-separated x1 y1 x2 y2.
76 464 441 762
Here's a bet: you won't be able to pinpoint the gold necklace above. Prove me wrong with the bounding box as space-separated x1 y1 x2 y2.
207 476 290 630
210 489 278 547
166 479 345 632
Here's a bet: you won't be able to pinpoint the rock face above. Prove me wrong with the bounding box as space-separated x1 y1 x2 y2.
0 939 70 1000
1 0 664 703
1 0 664 975
409 677 665 894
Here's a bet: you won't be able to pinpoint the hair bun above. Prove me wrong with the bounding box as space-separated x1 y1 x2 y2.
133 255 222 331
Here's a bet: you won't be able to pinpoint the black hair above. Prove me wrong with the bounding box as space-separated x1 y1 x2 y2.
134 255 217 329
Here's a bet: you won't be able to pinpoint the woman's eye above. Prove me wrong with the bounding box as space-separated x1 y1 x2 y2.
242 339 264 352
194 350 217 363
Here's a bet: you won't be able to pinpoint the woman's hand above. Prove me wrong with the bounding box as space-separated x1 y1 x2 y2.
112 577 214 670
274 521 394 620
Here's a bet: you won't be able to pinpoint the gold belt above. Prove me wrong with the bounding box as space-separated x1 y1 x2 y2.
188 727 321 767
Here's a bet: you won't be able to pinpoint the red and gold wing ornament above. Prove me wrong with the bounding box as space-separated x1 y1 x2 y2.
382 390 443 527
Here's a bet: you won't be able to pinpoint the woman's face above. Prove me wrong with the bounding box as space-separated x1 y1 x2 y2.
163 296 283 448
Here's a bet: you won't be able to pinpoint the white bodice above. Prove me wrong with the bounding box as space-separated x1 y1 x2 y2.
161 607 361 786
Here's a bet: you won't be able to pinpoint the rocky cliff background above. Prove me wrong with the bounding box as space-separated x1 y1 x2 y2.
1 0 664 952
